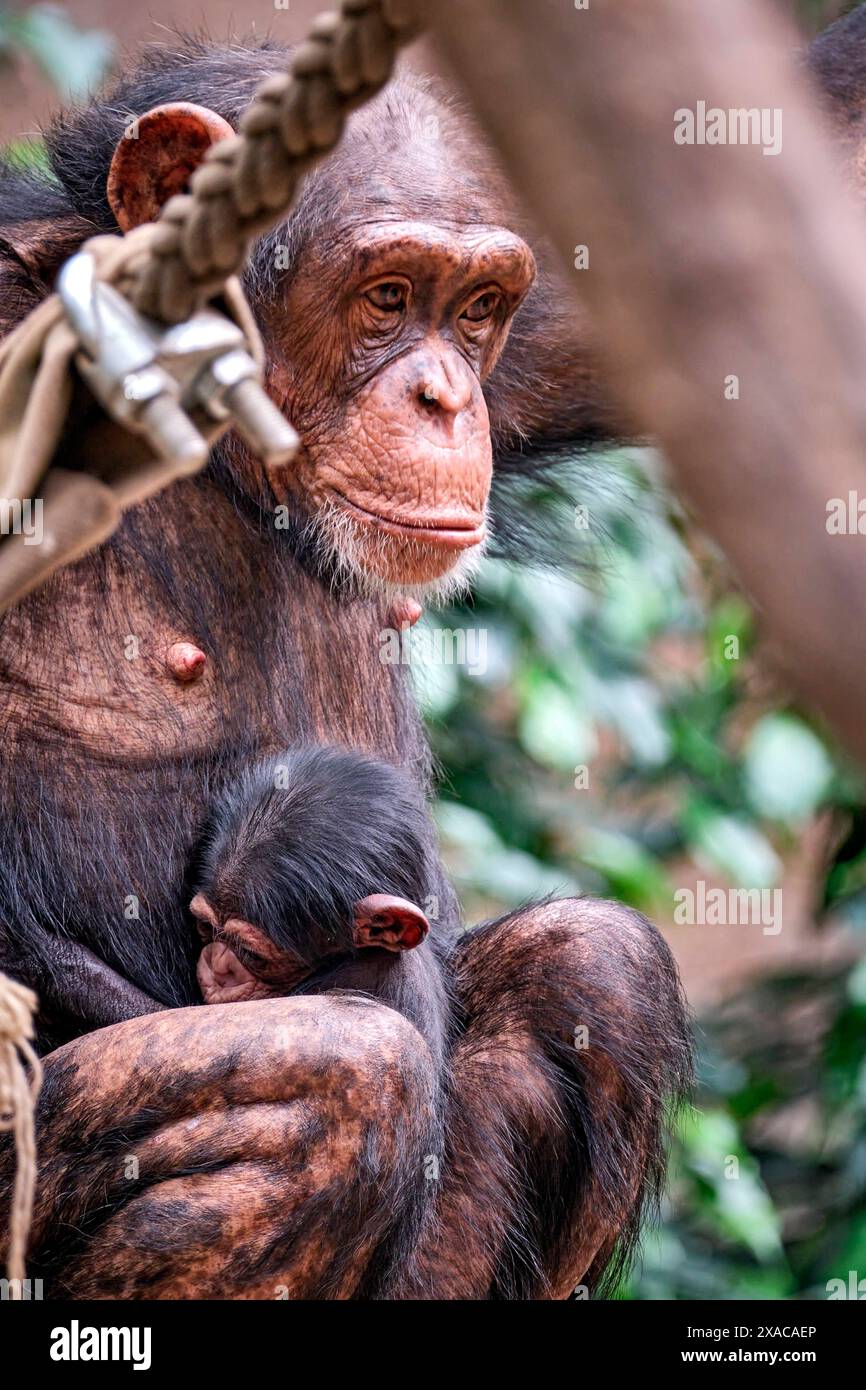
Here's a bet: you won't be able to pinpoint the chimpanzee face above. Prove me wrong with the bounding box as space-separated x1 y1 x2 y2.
107 101 537 599
265 218 535 597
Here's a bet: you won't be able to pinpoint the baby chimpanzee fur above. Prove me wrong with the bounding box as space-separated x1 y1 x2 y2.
191 746 451 1066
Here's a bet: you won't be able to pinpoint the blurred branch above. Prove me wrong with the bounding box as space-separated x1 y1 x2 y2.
424 0 866 766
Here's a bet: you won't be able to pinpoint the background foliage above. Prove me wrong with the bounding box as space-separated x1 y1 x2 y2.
2 0 864 1302
418 0 866 1304
419 440 866 1299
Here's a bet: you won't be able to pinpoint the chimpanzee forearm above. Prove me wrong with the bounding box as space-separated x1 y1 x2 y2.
2 925 166 1037
302 944 452 1074
5 996 437 1298
43 937 168 1027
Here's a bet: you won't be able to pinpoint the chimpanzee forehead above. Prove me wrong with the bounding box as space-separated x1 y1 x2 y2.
311 119 513 235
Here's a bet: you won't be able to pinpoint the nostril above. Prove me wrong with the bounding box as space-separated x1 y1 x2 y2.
416 366 473 415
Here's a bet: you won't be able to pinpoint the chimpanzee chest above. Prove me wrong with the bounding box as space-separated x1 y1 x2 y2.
0 537 403 762
0 521 418 1002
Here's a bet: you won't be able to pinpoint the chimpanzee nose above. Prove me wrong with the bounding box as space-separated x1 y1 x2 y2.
416 351 474 415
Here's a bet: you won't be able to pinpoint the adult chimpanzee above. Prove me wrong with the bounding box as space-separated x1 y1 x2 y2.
0 38 689 1300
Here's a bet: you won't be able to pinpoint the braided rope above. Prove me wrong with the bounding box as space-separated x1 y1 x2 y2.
0 972 42 1295
127 0 422 323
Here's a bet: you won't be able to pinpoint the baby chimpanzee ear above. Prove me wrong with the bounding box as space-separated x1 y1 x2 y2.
107 103 234 232
353 895 429 953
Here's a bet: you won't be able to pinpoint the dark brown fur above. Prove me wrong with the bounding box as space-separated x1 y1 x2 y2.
0 38 691 1299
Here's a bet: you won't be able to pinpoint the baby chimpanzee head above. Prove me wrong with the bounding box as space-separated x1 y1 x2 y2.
191 746 434 1002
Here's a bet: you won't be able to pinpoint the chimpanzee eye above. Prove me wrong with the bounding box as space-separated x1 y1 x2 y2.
366 282 406 313
462 290 501 324
222 935 269 971
238 946 269 969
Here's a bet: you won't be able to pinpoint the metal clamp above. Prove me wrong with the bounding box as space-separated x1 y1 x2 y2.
57 250 298 474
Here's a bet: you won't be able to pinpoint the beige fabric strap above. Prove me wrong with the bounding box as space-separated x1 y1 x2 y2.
0 231 260 612
0 972 42 1295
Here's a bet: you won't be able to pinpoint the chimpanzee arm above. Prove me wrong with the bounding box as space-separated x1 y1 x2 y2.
302 941 451 1074
3 995 436 1298
1 923 166 1037
399 897 691 1299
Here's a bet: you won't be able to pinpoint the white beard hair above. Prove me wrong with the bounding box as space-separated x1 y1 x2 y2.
303 497 488 607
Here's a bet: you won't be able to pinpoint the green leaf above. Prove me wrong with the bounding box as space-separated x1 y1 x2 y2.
518 678 597 771
10 5 113 99
599 553 667 645
434 801 502 857
685 802 780 887
578 826 672 909
410 651 459 717
435 801 580 906
3 137 52 174
847 955 866 1006
594 676 671 766
468 848 580 904
707 594 753 675
744 713 833 823
680 1109 783 1262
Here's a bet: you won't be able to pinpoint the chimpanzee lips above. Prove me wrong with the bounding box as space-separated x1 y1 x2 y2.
329 490 486 550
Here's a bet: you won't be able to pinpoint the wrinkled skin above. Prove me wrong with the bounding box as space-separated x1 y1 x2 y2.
265 222 536 590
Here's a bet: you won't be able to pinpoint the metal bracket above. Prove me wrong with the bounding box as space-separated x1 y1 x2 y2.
57 250 298 474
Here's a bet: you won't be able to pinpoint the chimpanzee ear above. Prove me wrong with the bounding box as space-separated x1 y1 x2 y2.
353 894 430 953
107 103 234 232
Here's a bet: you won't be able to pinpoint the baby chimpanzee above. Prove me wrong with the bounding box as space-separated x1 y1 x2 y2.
190 746 451 1064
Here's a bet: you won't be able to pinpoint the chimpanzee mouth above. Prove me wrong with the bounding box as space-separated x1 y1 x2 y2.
328 490 486 550
309 493 488 604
